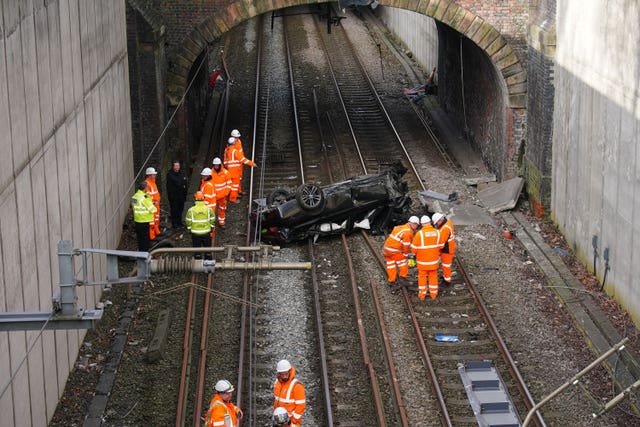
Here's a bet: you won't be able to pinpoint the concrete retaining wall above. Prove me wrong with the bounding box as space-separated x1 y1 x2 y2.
0 1 132 425
552 1 640 324
376 6 438 73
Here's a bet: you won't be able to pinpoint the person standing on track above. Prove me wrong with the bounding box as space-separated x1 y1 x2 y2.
382 215 420 287
200 167 218 213
230 129 248 195
166 161 188 228
432 212 456 286
410 215 441 300
210 157 231 227
224 135 256 203
144 167 161 240
131 181 157 252
204 379 243 427
185 191 216 260
273 359 306 427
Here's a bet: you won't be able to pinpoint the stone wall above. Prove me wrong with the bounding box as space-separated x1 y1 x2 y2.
0 1 132 425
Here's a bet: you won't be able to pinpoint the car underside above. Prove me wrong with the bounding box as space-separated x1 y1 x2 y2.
251 162 413 244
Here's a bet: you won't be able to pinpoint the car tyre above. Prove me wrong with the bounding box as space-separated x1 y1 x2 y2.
267 188 291 206
296 183 325 212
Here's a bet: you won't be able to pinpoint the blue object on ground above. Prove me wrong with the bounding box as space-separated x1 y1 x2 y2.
435 334 459 342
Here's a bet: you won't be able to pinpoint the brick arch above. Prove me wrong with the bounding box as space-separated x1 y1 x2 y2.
167 0 526 108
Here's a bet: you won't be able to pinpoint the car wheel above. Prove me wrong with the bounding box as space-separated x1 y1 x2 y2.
267 188 291 205
296 183 325 212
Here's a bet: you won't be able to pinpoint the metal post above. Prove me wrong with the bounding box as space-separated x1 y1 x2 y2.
522 338 629 426
57 240 78 316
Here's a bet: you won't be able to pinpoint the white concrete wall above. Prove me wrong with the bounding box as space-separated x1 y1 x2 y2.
553 1 640 323
0 1 132 425
376 5 438 75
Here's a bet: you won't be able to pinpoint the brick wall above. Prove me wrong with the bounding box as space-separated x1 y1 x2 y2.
126 1 167 174
525 0 556 216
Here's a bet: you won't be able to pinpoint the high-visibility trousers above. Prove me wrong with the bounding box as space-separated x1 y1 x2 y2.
417 268 438 299
229 177 241 202
153 202 161 234
384 252 407 283
441 252 455 283
216 196 227 225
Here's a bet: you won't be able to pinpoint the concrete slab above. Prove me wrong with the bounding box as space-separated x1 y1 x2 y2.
0 38 12 192
477 177 524 214
418 191 496 227
35 7 53 138
20 16 43 158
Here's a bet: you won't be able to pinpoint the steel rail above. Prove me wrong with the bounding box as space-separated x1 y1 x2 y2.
175 272 199 426
318 8 451 422
342 234 388 427
307 240 335 426
312 12 367 173
368 276 410 426
192 271 214 425
238 14 264 420
457 258 546 427
283 22 305 184
360 231 453 427
317 20 412 426
283 16 334 425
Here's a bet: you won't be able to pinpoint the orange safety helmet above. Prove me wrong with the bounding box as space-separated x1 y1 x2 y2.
194 191 205 201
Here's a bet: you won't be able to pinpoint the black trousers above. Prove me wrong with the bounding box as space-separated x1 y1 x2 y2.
135 222 151 252
192 233 212 260
169 197 185 227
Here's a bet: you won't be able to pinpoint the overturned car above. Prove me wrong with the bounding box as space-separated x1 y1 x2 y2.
252 163 413 244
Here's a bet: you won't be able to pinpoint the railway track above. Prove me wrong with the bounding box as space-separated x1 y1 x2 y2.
77 7 637 427
161 6 545 426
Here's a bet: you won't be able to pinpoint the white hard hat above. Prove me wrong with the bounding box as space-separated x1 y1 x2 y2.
420 215 431 225
432 212 444 224
214 379 234 393
276 359 291 373
145 167 157 175
201 167 212 176
212 157 222 165
273 407 290 424
228 137 236 144
408 215 419 225
231 129 241 137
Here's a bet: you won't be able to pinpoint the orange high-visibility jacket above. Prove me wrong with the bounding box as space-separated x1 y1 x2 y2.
211 167 231 199
438 218 456 254
145 177 160 203
224 145 255 178
410 224 441 270
204 394 241 427
273 366 306 425
382 223 415 256
200 179 217 209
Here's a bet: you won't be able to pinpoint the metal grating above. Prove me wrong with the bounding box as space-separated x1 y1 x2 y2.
459 360 522 427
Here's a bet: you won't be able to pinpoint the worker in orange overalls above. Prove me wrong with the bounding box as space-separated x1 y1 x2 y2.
199 168 217 214
224 136 256 202
273 360 306 427
432 212 456 286
144 167 161 240
410 215 442 300
204 379 243 427
382 215 420 287
230 129 250 195
210 157 231 227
